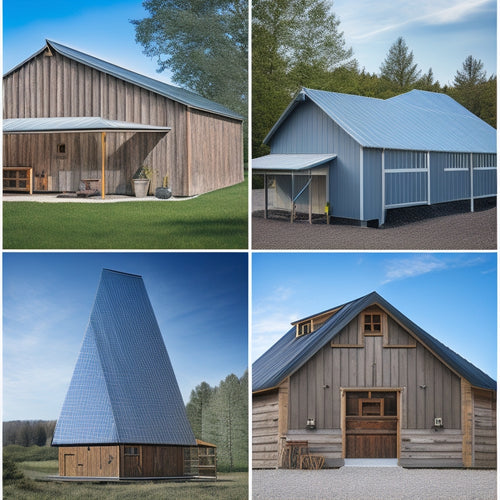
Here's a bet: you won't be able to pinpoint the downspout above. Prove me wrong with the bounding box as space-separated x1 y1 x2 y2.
360 147 364 223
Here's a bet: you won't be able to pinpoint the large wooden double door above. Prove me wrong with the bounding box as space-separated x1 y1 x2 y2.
345 390 398 458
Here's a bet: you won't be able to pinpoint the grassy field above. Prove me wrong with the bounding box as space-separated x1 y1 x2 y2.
3 177 248 249
4 460 248 500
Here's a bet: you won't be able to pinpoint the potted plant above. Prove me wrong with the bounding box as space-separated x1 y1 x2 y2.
155 175 172 199
132 166 151 198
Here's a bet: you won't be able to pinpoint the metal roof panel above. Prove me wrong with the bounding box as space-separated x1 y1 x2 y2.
251 153 336 171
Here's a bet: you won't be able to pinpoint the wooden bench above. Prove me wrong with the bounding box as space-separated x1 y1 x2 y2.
300 454 325 470
3 167 33 194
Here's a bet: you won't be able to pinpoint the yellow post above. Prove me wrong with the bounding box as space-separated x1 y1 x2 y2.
101 132 106 199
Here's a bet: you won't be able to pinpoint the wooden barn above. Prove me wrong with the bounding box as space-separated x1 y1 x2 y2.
3 39 243 197
252 88 496 226
252 292 496 469
52 269 216 479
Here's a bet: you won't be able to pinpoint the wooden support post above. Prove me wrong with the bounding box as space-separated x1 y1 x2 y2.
264 173 268 219
101 132 106 199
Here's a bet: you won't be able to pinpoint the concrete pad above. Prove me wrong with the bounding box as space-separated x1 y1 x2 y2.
343 458 399 467
3 193 197 203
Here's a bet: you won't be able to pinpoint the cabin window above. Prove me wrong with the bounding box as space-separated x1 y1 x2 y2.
124 446 139 456
296 321 312 337
364 313 381 333
57 144 66 154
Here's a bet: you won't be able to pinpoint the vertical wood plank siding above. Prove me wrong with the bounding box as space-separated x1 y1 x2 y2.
3 49 242 195
188 109 243 195
59 445 120 477
289 313 462 432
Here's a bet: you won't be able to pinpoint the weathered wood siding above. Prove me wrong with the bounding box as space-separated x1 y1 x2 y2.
287 430 343 467
472 389 496 467
189 109 244 195
119 445 184 477
399 429 463 467
252 390 279 468
289 312 462 431
58 445 120 477
3 47 242 195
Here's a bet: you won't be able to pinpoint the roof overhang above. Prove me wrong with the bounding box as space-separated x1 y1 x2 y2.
3 117 171 134
252 153 336 172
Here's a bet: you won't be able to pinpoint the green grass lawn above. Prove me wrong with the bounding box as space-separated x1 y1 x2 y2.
4 460 248 500
3 178 248 249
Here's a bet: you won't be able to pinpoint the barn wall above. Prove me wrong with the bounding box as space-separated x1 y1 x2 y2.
268 99 361 220
363 148 382 221
399 429 463 467
288 311 462 431
472 389 496 467
188 109 243 195
252 390 279 468
3 47 243 196
119 445 184 477
58 445 120 477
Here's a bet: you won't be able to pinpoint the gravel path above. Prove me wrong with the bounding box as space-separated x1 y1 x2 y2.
252 468 497 500
252 191 496 250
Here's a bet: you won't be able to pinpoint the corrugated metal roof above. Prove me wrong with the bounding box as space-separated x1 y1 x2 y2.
264 88 496 153
52 269 196 446
251 153 336 171
252 291 496 393
4 40 242 121
3 117 171 134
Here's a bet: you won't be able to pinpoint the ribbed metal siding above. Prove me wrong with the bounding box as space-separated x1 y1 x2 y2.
269 99 361 220
473 153 496 197
430 152 470 203
363 148 382 221
385 150 428 207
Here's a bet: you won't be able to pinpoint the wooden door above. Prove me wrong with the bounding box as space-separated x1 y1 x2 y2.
123 446 142 477
63 453 76 476
345 391 398 458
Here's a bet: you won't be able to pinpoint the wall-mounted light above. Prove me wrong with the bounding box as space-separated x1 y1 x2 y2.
434 417 443 428
419 384 427 389
306 418 316 430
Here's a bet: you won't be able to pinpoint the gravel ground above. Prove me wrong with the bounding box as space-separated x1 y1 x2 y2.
252 191 496 250
252 468 497 500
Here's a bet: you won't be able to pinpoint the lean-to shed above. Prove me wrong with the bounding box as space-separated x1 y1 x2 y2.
252 292 496 469
3 40 243 197
52 269 215 479
252 88 496 225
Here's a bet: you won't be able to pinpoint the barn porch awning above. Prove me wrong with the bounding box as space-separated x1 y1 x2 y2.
3 117 171 134
252 153 336 172
252 154 336 224
3 117 171 199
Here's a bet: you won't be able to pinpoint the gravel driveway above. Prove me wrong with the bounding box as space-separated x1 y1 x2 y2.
252 191 496 250
252 468 497 500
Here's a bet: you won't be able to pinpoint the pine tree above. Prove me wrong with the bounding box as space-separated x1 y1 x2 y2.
380 37 421 89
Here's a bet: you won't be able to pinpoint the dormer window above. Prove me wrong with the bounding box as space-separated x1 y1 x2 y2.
297 321 312 337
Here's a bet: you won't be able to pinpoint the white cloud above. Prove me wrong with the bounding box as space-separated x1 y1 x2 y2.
382 254 486 284
335 0 494 41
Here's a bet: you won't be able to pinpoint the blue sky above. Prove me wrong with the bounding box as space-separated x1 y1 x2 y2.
334 0 496 85
3 0 496 89
3 253 248 420
252 253 497 381
3 0 175 83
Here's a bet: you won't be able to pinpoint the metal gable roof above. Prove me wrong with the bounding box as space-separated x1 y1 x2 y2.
4 40 242 121
251 153 336 171
52 269 196 446
3 117 171 134
252 291 496 393
264 88 496 153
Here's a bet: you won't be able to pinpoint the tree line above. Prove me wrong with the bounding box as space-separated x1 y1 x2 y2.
252 0 496 158
3 420 56 447
186 372 248 472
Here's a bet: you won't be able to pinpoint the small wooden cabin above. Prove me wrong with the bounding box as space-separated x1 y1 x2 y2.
52 269 216 479
3 39 243 197
252 292 496 469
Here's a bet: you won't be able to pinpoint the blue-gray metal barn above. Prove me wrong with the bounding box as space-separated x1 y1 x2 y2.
252 88 496 226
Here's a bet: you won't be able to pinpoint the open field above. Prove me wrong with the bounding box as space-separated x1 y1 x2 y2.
4 460 248 500
3 177 248 249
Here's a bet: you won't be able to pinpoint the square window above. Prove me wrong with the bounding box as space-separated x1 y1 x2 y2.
57 144 66 154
